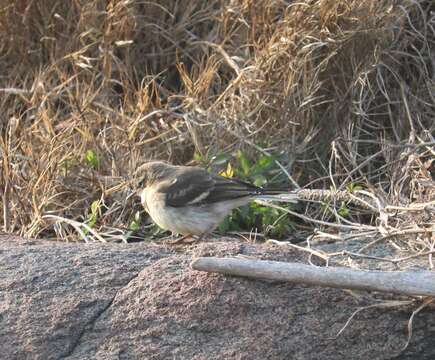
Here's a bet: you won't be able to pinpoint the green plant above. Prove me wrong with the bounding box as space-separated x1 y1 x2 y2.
124 210 171 242
84 199 101 234
195 150 295 239
84 149 99 169
124 211 141 232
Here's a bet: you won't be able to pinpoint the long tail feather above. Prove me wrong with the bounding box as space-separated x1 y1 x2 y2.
254 192 298 203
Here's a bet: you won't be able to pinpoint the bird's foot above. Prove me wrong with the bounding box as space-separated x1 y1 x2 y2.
164 234 196 245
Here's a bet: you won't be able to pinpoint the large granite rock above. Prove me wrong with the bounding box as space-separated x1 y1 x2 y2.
1 236 434 359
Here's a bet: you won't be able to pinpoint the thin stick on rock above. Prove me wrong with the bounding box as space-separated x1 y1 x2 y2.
191 257 435 297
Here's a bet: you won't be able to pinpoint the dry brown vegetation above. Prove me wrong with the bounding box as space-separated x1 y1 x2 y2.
0 1 434 258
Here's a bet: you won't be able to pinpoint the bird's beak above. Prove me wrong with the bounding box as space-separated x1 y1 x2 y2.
125 189 138 201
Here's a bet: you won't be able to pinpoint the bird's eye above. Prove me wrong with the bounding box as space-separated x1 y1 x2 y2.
138 174 148 187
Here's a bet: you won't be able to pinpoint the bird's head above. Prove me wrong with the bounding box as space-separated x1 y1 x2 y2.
134 161 172 211
135 160 172 189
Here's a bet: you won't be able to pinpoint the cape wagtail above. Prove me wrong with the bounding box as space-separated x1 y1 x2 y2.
136 161 297 241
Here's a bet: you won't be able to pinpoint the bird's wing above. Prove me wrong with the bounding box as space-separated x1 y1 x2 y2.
205 174 261 203
156 167 215 207
156 167 261 207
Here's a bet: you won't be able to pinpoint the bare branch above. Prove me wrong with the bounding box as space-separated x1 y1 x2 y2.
191 257 435 297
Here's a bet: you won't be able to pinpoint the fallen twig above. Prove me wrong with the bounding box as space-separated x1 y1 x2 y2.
191 257 435 297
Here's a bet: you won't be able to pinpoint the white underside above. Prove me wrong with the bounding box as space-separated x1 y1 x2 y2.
141 187 250 236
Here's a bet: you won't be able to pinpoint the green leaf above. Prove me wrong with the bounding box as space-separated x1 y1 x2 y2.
238 204 251 218
253 174 267 187
253 204 269 214
236 150 251 176
128 211 142 230
338 206 350 217
85 149 99 169
90 200 100 214
347 183 363 192
218 216 231 232
193 152 203 162
255 155 275 172
85 200 100 233
211 153 230 166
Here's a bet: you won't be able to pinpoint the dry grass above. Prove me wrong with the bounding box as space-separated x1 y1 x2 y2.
0 1 434 253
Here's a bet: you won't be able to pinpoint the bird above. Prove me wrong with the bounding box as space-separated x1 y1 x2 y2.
136 161 298 243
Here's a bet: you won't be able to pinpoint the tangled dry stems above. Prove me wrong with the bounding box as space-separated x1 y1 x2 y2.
0 1 434 264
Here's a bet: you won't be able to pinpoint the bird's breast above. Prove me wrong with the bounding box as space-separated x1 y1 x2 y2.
143 187 211 235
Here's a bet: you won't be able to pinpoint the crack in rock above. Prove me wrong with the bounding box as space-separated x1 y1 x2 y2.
59 271 142 359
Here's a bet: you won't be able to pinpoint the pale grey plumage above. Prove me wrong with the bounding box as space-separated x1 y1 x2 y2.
137 161 297 237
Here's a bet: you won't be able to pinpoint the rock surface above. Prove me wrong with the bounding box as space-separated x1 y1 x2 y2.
1 235 434 360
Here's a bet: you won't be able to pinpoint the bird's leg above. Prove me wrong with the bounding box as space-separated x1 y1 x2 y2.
180 231 210 244
164 231 211 245
196 232 208 241
164 232 209 245
177 233 208 245
165 233 193 245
